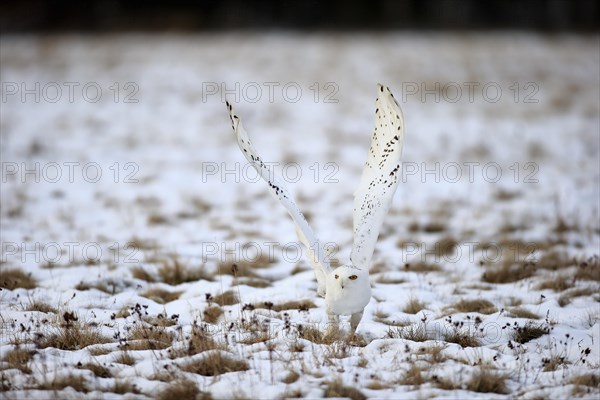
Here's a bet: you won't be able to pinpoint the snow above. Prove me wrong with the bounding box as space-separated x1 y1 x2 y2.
1 33 599 399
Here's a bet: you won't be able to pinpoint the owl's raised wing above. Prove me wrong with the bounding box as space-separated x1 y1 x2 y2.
226 101 332 293
350 84 405 270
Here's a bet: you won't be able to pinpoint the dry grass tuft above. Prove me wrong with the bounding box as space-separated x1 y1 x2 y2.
398 364 425 386
157 378 213 400
298 325 341 345
542 355 569 372
417 343 447 364
403 262 441 273
0 268 37 290
375 275 406 284
114 352 136 366
506 307 540 319
141 287 182 304
130 266 156 282
387 324 431 342
37 313 111 350
569 373 599 387
466 369 508 394
3 346 34 373
534 251 575 271
186 324 223 355
37 374 88 393
203 306 224 324
237 277 272 288
77 362 112 378
125 324 173 350
512 322 549 344
282 370 300 384
403 298 427 314
217 252 275 278
254 299 316 312
536 274 574 292
25 301 58 314
449 299 497 314
444 329 481 348
574 257 600 281
212 290 239 306
111 380 141 395
158 256 213 285
558 287 597 307
323 379 367 400
180 351 249 376
482 262 535 284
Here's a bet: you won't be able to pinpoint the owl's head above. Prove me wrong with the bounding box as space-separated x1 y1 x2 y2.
330 265 369 289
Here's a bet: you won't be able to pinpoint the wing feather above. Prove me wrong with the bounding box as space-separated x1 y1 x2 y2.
350 84 405 270
225 101 332 291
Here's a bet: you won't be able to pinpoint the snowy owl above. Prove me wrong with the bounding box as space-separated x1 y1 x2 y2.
225 84 404 333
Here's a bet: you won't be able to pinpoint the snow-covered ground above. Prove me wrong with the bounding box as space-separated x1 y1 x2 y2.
1 33 599 399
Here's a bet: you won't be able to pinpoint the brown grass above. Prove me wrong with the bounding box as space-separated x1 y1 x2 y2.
141 287 182 304
77 362 112 378
512 322 549 344
180 351 249 376
125 324 173 350
282 370 300 384
203 306 224 323
398 365 425 386
157 378 213 400
375 275 406 284
212 290 239 306
323 379 367 400
387 324 431 342
403 298 427 314
114 352 136 365
448 299 497 314
536 274 574 292
237 277 272 288
417 343 447 364
569 373 599 387
534 251 574 271
111 380 140 395
507 307 540 319
254 299 316 312
558 287 597 307
466 369 508 394
542 355 569 372
185 324 223 356
298 325 341 345
37 313 111 350
444 330 481 348
3 346 34 373
158 256 213 285
25 301 57 314
575 257 600 281
404 262 441 273
482 262 535 284
37 374 89 393
131 266 156 282
0 268 37 290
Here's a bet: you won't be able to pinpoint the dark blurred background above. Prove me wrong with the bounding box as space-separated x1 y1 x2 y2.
1 0 598 32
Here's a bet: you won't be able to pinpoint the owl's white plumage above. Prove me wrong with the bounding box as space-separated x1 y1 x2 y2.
226 83 404 334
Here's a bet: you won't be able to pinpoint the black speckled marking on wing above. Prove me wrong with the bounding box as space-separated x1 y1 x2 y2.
351 84 405 270
225 100 332 276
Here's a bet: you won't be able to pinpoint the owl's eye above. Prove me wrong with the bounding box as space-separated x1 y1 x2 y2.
334 274 339 279
349 275 358 280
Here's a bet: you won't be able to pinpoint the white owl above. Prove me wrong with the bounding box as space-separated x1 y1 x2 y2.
226 84 404 334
